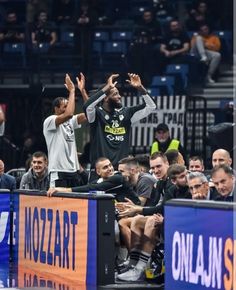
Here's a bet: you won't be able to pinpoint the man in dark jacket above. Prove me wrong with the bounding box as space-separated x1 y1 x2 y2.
20 151 49 191
0 159 16 191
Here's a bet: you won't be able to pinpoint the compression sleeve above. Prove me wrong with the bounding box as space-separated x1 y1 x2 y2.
83 90 106 123
131 94 156 124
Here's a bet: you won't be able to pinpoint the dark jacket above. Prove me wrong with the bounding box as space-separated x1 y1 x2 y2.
0 173 16 191
20 168 49 191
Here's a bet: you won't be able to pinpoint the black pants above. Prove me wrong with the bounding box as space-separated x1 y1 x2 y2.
54 171 88 187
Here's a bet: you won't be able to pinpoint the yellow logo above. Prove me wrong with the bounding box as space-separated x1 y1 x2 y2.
104 126 126 135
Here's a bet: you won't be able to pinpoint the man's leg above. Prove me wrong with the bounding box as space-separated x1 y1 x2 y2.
205 50 221 82
118 217 133 252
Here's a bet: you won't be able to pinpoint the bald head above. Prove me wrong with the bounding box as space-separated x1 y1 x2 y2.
0 159 4 175
212 149 232 168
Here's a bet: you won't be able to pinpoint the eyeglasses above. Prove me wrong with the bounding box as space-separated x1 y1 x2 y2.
189 183 204 191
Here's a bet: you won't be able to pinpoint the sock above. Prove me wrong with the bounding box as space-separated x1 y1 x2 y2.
129 249 140 266
135 250 151 270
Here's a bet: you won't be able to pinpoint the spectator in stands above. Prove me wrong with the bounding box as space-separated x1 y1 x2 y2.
151 123 186 161
190 23 221 84
0 159 16 191
164 149 185 165
47 157 140 204
212 149 232 168
188 155 205 172
187 171 218 200
52 0 75 25
152 0 174 22
78 73 156 180
186 1 214 31
31 10 57 48
135 9 162 46
211 164 235 202
0 10 25 44
43 74 87 187
26 0 50 24
20 151 49 190
160 19 190 71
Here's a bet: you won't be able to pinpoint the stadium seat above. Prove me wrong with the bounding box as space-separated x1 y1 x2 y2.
165 64 189 93
94 30 109 41
111 31 133 41
214 30 233 60
150 75 175 96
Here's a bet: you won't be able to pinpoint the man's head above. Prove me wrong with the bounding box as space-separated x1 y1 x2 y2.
212 149 232 168
199 24 210 37
134 155 150 173
52 97 68 115
118 157 140 184
38 10 48 23
150 152 169 180
31 151 48 177
165 149 185 165
188 156 205 172
169 20 181 33
105 87 122 109
187 172 209 199
6 11 17 24
142 10 153 23
0 160 4 176
211 164 235 197
167 164 187 187
154 123 170 143
95 157 114 179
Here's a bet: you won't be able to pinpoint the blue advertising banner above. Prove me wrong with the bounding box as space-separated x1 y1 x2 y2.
0 191 11 264
165 200 234 290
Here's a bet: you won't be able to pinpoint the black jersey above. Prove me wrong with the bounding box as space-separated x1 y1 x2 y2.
84 88 156 168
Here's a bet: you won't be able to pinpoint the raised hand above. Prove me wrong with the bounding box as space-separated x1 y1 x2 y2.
76 72 85 92
126 73 142 88
107 74 119 88
64 73 75 92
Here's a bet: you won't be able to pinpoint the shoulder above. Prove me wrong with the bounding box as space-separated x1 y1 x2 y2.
3 173 15 183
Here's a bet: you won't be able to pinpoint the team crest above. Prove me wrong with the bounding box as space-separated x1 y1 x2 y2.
119 114 124 121
105 114 109 120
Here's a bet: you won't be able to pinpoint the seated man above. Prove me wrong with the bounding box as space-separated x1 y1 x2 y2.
190 23 221 84
47 157 140 204
187 171 219 200
0 159 16 191
211 164 235 202
20 151 49 191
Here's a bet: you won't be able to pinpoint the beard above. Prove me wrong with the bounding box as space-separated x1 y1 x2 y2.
108 98 122 109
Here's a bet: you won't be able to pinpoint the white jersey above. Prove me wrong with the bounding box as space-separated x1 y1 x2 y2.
43 115 81 173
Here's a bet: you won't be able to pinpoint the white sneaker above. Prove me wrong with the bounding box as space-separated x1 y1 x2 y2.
117 266 145 282
206 76 215 84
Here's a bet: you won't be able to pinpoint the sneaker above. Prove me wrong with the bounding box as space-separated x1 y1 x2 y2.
116 262 132 274
206 76 215 84
117 266 145 282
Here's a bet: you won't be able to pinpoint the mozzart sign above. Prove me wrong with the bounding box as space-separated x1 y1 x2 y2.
165 200 235 290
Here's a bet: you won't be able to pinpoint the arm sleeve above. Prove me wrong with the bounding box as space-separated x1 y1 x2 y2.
43 115 57 132
83 89 106 123
19 174 28 189
72 174 123 192
131 94 156 124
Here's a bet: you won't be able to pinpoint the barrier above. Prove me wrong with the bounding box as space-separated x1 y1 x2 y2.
165 199 235 290
12 190 115 286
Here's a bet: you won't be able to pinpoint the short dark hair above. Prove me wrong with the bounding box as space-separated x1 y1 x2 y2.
167 164 186 180
135 155 150 171
189 155 204 164
165 149 179 165
118 156 138 168
211 164 234 178
52 97 65 110
32 151 48 161
95 157 109 169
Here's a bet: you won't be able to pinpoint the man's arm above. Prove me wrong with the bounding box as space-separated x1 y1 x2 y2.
83 74 119 123
126 73 156 123
55 74 75 126
0 106 5 125
76 72 89 102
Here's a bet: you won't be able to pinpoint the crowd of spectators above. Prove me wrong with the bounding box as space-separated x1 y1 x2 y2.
0 0 232 85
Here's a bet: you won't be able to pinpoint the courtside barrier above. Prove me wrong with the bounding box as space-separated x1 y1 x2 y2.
12 190 115 286
165 199 235 290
